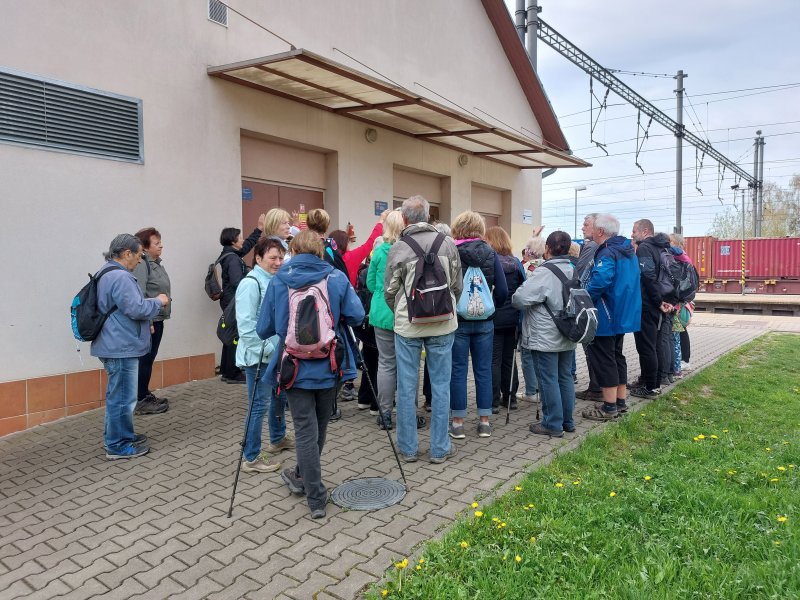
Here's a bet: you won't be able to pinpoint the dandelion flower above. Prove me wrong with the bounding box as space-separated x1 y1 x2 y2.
698 434 706 440
523 506 529 511
644 475 652 481
770 478 780 483
515 486 523 491
530 536 536 543
416 565 421 571
555 482 564 488
515 555 522 563
765 447 772 452
640 412 646 416
722 428 729 433
471 502 479 508
790 464 796 469
783 441 790 445
609 491 617 497
492 517 500 523
474 511 484 518
573 480 581 485
381 590 389 597
395 558 408 570
460 541 469 549
501 522 507 527
693 437 699 442
418 558 425 564
528 503 535 508
710 434 718 439
774 540 781 546
727 470 737 475
776 516 788 523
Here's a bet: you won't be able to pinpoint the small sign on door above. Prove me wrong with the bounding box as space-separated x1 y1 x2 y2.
242 187 253 201
374 200 388 216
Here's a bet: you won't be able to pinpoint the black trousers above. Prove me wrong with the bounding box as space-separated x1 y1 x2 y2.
220 342 241 379
357 344 380 410
137 321 164 400
680 330 691 362
634 306 660 389
657 312 675 383
492 328 518 406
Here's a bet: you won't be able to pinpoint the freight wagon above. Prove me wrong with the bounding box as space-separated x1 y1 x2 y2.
683 236 800 295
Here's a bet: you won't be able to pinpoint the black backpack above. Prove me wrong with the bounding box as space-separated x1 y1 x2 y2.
400 233 454 324
216 276 262 347
670 260 699 303
541 262 598 344
70 265 124 342
655 249 678 299
204 258 224 301
324 238 350 281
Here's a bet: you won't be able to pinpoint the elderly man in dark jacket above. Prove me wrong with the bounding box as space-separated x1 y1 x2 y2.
581 215 641 421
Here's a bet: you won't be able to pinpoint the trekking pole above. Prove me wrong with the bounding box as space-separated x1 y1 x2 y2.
506 336 517 426
227 341 267 518
345 325 407 485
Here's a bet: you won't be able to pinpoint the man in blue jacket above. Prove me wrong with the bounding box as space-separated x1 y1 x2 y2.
581 215 641 421
92 234 170 460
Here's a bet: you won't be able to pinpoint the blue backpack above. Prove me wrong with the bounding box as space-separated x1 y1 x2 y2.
456 265 495 320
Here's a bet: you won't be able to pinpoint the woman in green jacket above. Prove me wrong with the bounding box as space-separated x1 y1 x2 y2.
366 210 405 429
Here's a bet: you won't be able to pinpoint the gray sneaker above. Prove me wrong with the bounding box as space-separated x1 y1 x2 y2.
281 467 305 495
448 423 466 439
477 422 492 438
430 444 459 464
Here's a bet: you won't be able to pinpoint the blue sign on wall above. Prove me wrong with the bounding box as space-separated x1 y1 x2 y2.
242 187 253 201
374 200 388 215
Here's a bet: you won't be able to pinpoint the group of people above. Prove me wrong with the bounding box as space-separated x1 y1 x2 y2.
90 195 693 520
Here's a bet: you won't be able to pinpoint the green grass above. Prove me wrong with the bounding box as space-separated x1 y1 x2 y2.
368 334 800 599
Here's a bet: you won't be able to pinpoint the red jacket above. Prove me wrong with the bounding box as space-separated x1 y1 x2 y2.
342 222 383 287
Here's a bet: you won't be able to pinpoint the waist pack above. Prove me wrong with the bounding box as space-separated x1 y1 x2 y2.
456 265 495 320
541 262 598 344
401 233 454 324
216 276 261 347
70 265 124 342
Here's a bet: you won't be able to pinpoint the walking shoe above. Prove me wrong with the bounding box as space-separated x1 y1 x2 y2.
477 422 492 438
143 393 168 406
103 433 147 452
575 389 603 401
448 423 466 439
529 422 564 437
267 434 295 453
242 453 280 473
629 386 660 399
582 403 618 421
106 443 150 460
330 408 342 422
401 453 418 463
281 467 305 495
681 361 693 371
357 402 371 410
429 444 458 464
503 398 518 410
616 399 629 414
563 424 576 433
338 382 357 401
369 408 380 416
134 398 168 415
517 393 538 403
491 405 500 415
310 506 327 519
666 374 675 384
222 373 246 384
377 414 393 430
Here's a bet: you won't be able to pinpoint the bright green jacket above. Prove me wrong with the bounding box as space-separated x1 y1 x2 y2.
367 242 395 330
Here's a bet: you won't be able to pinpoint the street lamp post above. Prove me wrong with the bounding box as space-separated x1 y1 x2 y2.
574 186 587 239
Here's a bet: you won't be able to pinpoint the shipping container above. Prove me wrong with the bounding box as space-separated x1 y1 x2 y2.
712 238 800 279
683 236 715 279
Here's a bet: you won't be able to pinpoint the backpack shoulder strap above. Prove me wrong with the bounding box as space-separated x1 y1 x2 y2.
541 262 569 284
401 234 425 258
242 274 262 295
428 233 445 255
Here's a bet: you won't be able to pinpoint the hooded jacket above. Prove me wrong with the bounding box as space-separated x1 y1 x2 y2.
256 253 364 390
511 257 577 353
234 265 279 368
218 227 262 309
366 241 395 331
585 236 642 336
636 232 673 309
454 239 508 322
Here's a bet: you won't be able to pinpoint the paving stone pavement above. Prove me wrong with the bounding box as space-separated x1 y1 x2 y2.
0 321 778 599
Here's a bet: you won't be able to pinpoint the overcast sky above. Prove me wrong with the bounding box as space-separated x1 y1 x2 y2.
504 0 800 238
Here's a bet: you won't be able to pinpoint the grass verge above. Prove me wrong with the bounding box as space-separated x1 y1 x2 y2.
368 333 799 599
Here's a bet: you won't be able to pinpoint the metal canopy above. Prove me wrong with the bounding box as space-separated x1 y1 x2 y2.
208 49 589 170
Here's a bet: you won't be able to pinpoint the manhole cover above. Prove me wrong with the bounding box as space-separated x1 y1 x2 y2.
331 477 406 510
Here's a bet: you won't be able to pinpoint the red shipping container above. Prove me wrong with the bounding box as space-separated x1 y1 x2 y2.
683 236 715 279
712 238 800 279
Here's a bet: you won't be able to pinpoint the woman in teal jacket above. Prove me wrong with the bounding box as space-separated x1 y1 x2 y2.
366 210 406 429
235 237 293 474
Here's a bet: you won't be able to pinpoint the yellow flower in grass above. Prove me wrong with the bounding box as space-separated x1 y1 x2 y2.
776 516 788 523
523 506 529 511
381 590 389 597
783 441 790 445
418 558 425 564
693 437 699 442
727 470 737 475
609 491 617 497
640 412 646 416
710 434 718 439
492 517 500 523
555 482 565 488
527 503 535 508
474 511 484 518
790 464 796 469
697 434 706 440
765 447 772 452
644 475 652 481
770 478 780 483
515 555 522 563
394 558 408 570
460 540 469 549
515 486 523 491
573 480 581 486
471 502 479 508
722 428 729 433
778 466 787 472
774 540 781 546
416 565 421 571
530 536 537 544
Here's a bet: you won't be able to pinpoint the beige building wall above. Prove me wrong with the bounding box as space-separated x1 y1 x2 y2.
0 0 546 435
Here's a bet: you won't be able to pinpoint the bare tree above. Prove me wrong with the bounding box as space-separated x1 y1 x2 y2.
708 175 800 238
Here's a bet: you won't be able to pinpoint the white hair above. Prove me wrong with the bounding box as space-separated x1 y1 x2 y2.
593 214 619 237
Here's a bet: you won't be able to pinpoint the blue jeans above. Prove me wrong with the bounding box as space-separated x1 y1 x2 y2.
101 357 139 453
395 332 454 459
450 320 494 418
243 364 287 462
672 332 682 373
531 350 575 433
521 347 539 395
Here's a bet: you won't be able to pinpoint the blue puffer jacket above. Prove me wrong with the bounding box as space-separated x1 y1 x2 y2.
91 261 162 358
256 254 364 390
585 236 642 336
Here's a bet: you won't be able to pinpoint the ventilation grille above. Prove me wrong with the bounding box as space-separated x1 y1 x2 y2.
0 69 142 162
209 0 228 26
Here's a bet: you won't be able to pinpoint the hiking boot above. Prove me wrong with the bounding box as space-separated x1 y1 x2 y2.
630 386 660 399
267 434 295 453
529 422 564 437
477 422 492 438
377 414 393 430
339 382 357 401
143 393 168 406
103 433 147 452
575 389 603 401
582 403 618 421
310 506 327 519
448 423 466 439
242 453 280 473
281 467 305 495
134 398 168 415
429 444 458 464
106 443 150 460
616 399 629 414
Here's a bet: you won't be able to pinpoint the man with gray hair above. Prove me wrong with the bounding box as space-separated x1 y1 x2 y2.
575 213 603 400
91 234 169 459
580 215 641 421
385 196 462 463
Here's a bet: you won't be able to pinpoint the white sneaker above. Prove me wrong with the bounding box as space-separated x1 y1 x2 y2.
681 361 693 371
517 393 539 403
